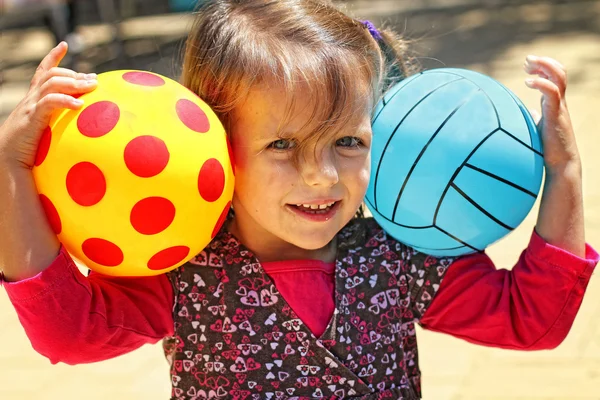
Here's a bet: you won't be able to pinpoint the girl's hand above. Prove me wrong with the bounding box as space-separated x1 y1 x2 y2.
525 56 585 257
524 55 580 172
0 42 98 169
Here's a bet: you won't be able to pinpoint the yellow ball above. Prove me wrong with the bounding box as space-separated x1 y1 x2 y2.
33 70 234 277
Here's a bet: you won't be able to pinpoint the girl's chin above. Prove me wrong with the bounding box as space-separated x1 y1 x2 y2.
282 225 341 251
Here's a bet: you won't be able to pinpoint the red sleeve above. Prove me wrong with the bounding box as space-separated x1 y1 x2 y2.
420 231 598 350
1 246 174 365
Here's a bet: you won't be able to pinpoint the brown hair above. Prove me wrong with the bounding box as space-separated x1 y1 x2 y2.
181 0 415 141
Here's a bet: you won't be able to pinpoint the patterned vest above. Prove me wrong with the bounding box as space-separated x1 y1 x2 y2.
164 217 452 400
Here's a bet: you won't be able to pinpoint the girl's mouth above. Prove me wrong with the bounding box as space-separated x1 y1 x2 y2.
287 201 341 221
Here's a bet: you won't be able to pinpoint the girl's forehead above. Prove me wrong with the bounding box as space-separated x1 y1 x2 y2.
237 81 373 137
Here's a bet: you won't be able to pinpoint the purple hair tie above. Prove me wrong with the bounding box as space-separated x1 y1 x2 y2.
361 20 382 41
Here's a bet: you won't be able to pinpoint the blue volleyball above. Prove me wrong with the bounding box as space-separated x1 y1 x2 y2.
366 68 544 256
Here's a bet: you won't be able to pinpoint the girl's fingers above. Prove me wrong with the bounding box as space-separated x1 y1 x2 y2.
525 55 566 77
30 42 69 89
36 67 97 91
38 75 98 99
525 77 561 112
540 56 566 75
524 56 567 97
44 67 97 82
35 93 84 122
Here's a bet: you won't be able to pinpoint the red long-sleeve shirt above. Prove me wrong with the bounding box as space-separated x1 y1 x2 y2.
2 230 597 365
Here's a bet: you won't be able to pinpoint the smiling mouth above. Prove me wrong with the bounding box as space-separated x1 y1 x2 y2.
286 201 341 220
291 202 337 213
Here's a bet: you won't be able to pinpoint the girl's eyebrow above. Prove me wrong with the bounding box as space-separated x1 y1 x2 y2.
253 132 295 143
259 130 293 139
275 124 373 138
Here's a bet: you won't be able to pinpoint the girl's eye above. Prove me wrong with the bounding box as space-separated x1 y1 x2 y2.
268 139 296 150
336 136 362 147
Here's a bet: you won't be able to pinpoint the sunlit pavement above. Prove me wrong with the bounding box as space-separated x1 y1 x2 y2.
1 1 599 398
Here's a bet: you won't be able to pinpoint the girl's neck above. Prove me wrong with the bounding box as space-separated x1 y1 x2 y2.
227 217 337 264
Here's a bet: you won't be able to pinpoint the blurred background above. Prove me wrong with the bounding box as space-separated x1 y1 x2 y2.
1 0 599 399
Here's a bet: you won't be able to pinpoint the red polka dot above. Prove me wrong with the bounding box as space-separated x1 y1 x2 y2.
34 126 52 167
122 71 165 87
39 194 62 234
147 246 190 270
176 99 210 133
124 135 170 178
212 201 231 239
130 197 176 235
226 136 235 176
82 238 124 267
66 162 106 206
77 101 120 138
198 158 225 202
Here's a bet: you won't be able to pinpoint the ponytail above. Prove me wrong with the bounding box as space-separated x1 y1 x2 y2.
379 28 417 89
360 20 419 94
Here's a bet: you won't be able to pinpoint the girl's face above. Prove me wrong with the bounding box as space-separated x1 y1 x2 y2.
228 83 372 261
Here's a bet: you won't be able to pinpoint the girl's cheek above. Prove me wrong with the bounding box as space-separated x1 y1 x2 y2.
230 143 249 169
339 153 370 175
354 159 371 191
233 153 246 169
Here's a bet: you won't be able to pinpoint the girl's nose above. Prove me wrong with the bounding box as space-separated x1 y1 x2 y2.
299 149 339 188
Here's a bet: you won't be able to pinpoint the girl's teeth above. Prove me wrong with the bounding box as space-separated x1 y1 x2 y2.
295 202 335 210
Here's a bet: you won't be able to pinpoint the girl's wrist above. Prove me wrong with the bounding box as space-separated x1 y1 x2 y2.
0 150 33 174
544 157 582 180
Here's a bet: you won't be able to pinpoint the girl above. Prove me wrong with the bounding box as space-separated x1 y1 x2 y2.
0 1 597 399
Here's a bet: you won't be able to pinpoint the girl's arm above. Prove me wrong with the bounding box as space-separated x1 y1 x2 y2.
0 43 95 281
2 246 174 364
419 235 597 350
418 56 597 349
525 56 585 257
1 44 174 364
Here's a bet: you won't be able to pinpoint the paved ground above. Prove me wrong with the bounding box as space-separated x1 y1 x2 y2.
1 1 600 399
